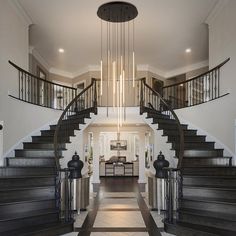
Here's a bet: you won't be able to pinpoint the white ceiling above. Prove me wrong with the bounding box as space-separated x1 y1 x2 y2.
18 0 218 77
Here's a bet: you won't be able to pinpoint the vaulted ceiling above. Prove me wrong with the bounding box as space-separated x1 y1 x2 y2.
18 0 218 77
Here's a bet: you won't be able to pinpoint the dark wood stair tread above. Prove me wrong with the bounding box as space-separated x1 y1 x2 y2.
182 196 236 205
1 221 73 236
0 196 56 205
179 208 236 221
176 221 236 236
0 208 58 222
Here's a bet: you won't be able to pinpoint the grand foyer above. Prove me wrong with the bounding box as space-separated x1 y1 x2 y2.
1 0 236 236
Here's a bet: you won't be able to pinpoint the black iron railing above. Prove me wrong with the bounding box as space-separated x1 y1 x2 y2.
139 79 184 225
54 78 97 221
162 58 230 109
9 61 77 110
140 78 184 169
54 78 97 171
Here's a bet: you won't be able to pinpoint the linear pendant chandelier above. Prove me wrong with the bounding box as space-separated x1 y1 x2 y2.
97 1 138 131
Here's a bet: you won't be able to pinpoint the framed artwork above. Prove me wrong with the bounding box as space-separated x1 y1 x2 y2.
110 140 127 150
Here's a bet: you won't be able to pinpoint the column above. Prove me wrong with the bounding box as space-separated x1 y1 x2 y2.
138 131 146 184
92 131 100 184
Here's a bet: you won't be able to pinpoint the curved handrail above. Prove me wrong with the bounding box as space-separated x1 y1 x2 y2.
163 58 230 89
9 60 76 90
53 79 97 171
9 60 77 111
141 79 184 169
162 58 230 109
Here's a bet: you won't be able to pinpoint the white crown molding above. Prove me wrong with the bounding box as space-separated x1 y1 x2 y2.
205 0 229 26
31 48 51 72
165 60 209 78
49 60 209 80
49 68 74 79
9 0 33 26
148 65 166 78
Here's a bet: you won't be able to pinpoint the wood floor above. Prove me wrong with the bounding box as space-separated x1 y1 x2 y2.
64 177 173 236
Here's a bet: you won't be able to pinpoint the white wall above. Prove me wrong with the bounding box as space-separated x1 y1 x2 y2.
175 1 236 160
99 132 139 162
0 1 62 159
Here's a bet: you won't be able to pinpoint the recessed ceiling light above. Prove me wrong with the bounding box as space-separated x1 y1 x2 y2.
58 48 65 53
185 48 191 53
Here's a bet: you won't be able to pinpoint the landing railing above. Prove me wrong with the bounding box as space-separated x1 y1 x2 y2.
162 58 230 109
9 61 77 110
140 78 184 169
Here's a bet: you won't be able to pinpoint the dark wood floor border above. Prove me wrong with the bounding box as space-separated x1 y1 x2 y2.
136 190 162 236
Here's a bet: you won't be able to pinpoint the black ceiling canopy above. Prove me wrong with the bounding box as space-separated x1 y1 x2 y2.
97 1 138 23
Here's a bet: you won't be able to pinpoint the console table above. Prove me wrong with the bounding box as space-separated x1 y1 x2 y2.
105 163 133 176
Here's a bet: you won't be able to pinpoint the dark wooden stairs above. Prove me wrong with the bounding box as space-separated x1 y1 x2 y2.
145 107 236 236
0 111 92 236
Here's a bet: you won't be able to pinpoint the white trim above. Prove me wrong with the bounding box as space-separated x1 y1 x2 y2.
31 48 51 71
2 118 60 159
73 79 87 89
9 0 33 26
205 0 229 25
49 60 209 80
165 60 209 78
49 67 74 79
179 116 236 165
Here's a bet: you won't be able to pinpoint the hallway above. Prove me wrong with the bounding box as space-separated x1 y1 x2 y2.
64 177 174 236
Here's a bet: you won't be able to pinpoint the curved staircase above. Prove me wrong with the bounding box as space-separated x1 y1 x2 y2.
0 77 97 235
140 74 236 236
144 107 236 236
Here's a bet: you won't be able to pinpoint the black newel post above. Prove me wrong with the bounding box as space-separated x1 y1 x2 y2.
153 151 170 178
67 152 84 179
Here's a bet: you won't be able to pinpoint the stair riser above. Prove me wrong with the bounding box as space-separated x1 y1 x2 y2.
15 150 60 158
181 200 236 215
0 177 55 189
182 168 236 176
50 124 80 131
27 224 74 236
179 213 236 232
168 136 206 143
153 118 177 125
183 177 236 188
62 118 85 125
183 187 236 200
0 213 58 233
41 130 74 136
7 158 56 167
0 168 56 177
182 158 231 167
176 225 219 236
0 187 55 203
163 130 197 136
158 123 188 130
0 200 56 217
147 113 170 120
32 136 70 143
24 143 65 149
172 142 215 150
183 149 224 157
